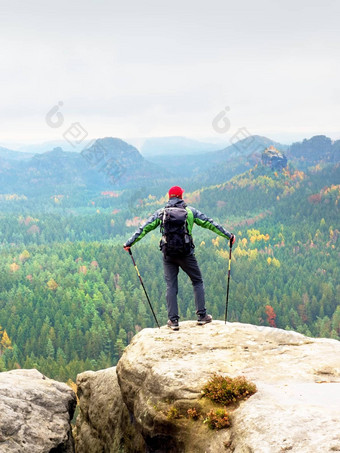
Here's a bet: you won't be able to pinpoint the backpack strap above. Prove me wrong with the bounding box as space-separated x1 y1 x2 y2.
159 208 165 233
185 207 194 235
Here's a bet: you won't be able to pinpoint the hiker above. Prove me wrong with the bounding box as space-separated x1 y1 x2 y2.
123 186 235 330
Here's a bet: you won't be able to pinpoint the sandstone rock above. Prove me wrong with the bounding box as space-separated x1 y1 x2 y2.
115 321 340 453
75 367 145 453
0 368 76 453
262 145 287 169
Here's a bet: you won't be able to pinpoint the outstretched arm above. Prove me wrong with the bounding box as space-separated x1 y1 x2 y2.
123 210 162 248
190 207 234 242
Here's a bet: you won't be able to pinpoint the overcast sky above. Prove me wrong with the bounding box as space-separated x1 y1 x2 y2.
0 0 339 148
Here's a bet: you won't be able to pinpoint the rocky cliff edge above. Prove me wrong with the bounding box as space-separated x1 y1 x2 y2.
0 369 76 452
75 321 340 452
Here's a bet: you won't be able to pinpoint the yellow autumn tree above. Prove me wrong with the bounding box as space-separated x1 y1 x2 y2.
47 278 58 291
272 257 281 268
9 262 20 273
212 236 221 247
67 379 79 404
1 330 13 351
217 249 229 259
19 249 30 262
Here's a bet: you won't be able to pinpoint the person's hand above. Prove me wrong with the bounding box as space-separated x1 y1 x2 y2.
230 234 236 245
123 245 131 252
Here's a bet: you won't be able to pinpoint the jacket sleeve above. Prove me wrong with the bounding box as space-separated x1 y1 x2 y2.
190 207 233 239
124 209 162 247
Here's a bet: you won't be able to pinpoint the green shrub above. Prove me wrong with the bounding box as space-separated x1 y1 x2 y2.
204 408 230 430
202 374 257 405
166 406 180 420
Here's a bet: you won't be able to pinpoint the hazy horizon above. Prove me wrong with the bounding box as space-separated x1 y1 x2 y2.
2 131 339 155
1 0 339 146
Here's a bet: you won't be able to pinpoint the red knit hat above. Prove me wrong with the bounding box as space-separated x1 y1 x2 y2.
168 186 184 199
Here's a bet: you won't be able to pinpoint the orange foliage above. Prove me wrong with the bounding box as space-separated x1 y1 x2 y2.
23 216 39 226
125 217 146 227
78 265 87 275
265 305 277 327
308 185 340 205
0 194 27 201
27 225 40 235
308 194 322 204
9 263 20 273
101 191 119 197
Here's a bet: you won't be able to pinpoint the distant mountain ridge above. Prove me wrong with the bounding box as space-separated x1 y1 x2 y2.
0 135 338 195
148 135 289 184
0 146 33 161
287 135 340 165
0 138 163 195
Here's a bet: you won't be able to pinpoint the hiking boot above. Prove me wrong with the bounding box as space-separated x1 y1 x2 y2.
197 314 212 325
167 319 179 331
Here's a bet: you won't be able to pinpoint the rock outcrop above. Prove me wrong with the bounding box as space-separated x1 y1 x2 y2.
75 367 144 452
262 145 287 169
0 368 76 452
76 321 340 453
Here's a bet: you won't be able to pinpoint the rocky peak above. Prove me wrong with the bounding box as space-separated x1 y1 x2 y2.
262 145 287 170
75 321 340 452
89 137 144 161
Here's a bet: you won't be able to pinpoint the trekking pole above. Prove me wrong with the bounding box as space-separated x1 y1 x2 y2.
224 237 233 324
128 249 160 328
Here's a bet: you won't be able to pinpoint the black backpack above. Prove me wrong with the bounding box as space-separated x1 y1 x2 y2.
160 206 193 256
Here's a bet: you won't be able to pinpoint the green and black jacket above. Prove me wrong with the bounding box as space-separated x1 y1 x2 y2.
124 198 233 248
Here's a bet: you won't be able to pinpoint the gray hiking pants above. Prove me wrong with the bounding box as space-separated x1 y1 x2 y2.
163 253 206 321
